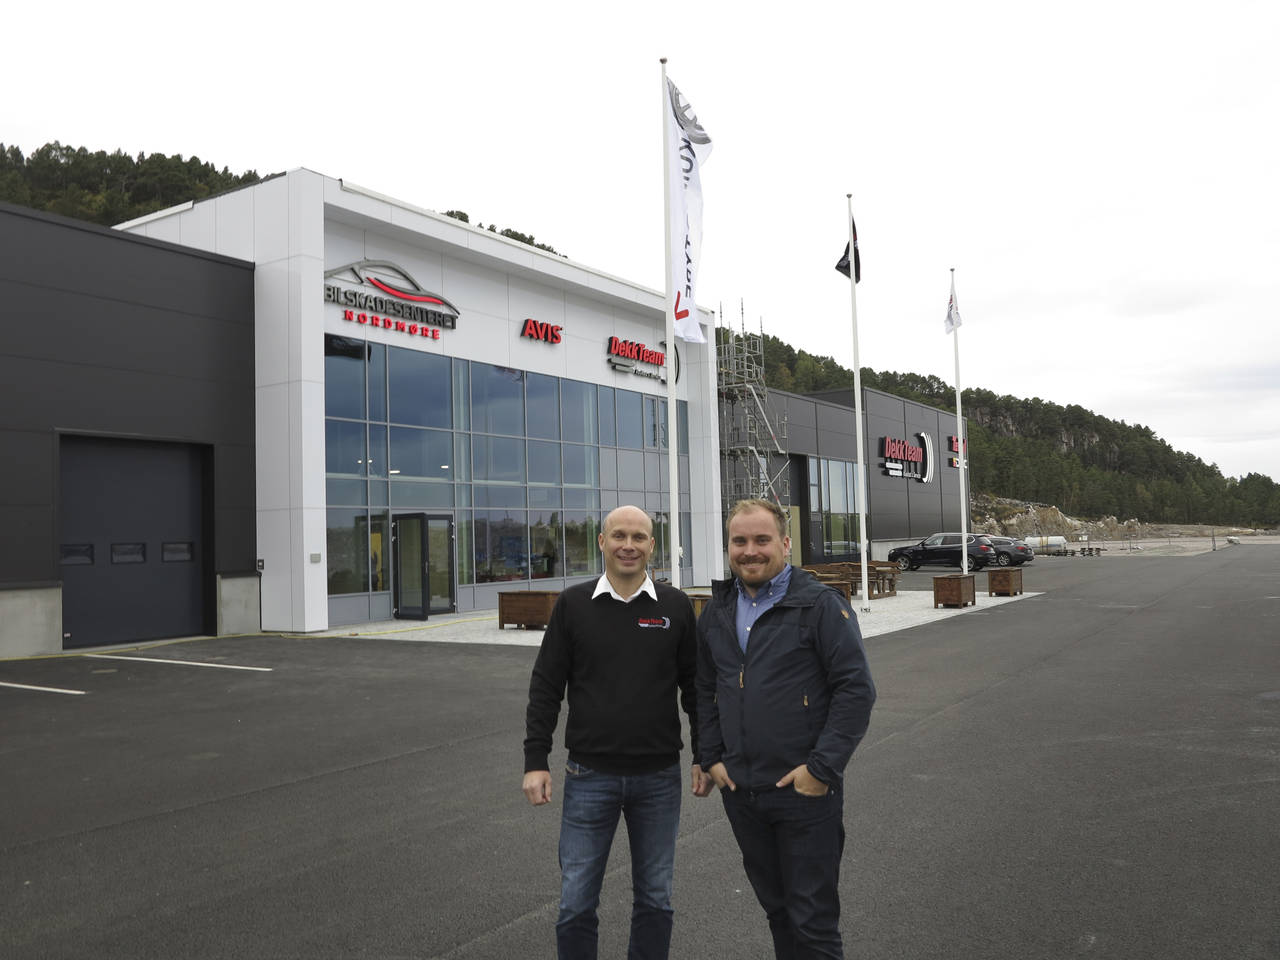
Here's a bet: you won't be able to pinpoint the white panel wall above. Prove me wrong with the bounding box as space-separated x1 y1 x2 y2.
214 188 256 260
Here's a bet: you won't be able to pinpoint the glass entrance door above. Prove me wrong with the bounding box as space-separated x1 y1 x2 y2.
393 513 454 619
426 515 455 615
393 514 428 620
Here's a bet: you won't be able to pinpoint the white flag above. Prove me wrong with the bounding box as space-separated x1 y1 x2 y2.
665 77 711 343
945 274 962 334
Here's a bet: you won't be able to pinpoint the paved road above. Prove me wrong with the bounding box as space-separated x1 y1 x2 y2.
2 547 1277 958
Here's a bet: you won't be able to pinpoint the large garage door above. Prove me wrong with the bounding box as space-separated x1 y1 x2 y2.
59 436 209 648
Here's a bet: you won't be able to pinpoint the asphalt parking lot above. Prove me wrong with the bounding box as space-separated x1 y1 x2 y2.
2 547 1278 959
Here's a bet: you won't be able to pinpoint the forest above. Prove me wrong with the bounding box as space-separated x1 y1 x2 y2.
0 142 263 226
751 330 1280 528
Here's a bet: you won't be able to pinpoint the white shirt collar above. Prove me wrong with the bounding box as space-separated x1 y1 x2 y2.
592 573 657 603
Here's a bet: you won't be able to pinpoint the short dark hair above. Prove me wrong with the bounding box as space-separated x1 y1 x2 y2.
727 498 788 539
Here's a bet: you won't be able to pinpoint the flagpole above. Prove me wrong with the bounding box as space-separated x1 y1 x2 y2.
950 268 969 575
660 57 682 589
846 195 871 612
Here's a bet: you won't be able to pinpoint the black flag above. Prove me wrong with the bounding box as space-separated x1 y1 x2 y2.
835 218 860 283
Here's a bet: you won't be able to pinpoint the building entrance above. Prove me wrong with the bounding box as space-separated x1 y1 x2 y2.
392 514 455 619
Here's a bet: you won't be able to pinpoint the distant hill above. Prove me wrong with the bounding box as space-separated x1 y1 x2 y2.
747 330 1280 529
0 142 263 226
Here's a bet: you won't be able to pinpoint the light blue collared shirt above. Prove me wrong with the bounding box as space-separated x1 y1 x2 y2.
734 563 793 654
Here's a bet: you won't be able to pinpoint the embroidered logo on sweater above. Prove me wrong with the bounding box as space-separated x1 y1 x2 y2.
637 617 672 629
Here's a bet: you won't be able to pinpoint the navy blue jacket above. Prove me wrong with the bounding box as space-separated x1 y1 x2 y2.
696 566 875 791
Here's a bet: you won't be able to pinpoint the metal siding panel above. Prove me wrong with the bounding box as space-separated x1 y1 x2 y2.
0 207 256 586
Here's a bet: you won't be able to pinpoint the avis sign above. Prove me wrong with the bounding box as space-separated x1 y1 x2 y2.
521 318 562 344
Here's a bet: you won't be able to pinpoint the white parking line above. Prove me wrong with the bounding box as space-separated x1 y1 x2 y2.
0 681 87 696
84 654 272 672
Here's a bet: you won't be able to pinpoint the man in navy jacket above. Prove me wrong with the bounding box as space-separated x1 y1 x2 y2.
697 498 875 959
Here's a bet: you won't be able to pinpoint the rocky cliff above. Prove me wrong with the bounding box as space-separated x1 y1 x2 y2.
970 493 1265 541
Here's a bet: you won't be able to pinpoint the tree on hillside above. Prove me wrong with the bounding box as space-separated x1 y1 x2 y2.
1 142 262 227
748 327 1279 527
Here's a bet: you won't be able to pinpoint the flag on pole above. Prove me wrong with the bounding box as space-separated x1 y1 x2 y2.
665 77 711 343
835 217 861 282
945 273 962 333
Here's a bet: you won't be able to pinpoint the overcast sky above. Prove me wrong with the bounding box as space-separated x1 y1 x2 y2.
10 0 1278 484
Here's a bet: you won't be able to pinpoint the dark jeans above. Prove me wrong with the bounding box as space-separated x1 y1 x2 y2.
556 760 682 960
721 784 846 960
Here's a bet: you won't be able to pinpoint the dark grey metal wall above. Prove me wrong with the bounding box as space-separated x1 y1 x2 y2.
0 203 255 622
763 386 970 546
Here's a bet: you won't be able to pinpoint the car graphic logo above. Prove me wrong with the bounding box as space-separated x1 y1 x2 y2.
324 259 459 315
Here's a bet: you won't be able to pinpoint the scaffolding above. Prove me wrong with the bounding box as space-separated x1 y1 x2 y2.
717 326 790 518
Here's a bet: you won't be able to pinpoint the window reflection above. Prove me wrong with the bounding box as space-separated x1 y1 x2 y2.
323 347 694 599
616 389 643 449
530 510 563 579
389 426 451 479
324 335 366 420
475 510 528 582
388 347 451 428
526 373 560 440
327 508 370 595
598 386 616 446
562 380 598 444
473 364 525 435
326 420 366 476
564 512 601 577
474 436 524 483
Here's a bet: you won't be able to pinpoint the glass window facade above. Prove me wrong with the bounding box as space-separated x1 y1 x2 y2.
808 456 861 560
324 335 691 603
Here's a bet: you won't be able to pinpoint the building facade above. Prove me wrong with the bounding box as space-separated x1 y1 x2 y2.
1 175 969 659
722 384 971 563
118 170 723 633
0 203 258 658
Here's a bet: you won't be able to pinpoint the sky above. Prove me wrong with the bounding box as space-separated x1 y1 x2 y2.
8 0 1279 482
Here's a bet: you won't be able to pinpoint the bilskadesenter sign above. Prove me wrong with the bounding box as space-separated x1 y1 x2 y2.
324 260 459 340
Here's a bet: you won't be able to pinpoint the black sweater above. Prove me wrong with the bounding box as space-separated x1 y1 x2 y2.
523 579 698 776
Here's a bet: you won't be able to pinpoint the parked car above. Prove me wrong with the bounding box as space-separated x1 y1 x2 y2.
985 536 1035 566
888 533 996 572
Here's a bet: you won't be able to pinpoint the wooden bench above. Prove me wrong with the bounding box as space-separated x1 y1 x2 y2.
497 590 560 629
806 562 897 600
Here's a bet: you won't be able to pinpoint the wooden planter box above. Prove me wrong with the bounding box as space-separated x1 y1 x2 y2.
684 590 713 618
498 590 560 629
933 574 976 609
987 568 1024 597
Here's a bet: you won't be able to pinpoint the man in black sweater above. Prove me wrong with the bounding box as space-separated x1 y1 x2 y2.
523 504 710 960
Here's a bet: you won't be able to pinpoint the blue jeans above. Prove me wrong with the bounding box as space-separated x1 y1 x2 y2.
721 785 846 959
556 760 682 960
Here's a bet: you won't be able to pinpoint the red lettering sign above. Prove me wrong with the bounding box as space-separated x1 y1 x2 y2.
607 337 665 366
521 318 564 344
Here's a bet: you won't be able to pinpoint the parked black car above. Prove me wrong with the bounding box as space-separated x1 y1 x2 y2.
888 533 996 571
984 536 1035 566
